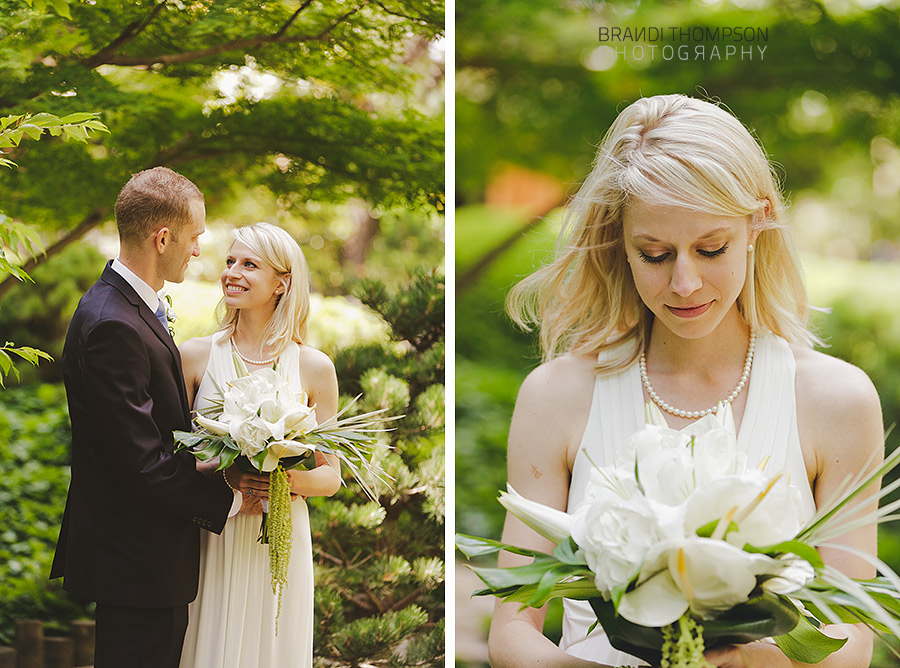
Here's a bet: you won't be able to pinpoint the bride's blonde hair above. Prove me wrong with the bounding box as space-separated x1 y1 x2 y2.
218 222 311 356
507 94 819 370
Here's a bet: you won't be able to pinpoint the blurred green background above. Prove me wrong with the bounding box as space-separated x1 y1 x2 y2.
454 0 900 665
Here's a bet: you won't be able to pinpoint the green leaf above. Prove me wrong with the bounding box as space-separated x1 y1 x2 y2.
27 113 62 127
552 536 587 566
774 612 847 663
62 125 88 142
218 444 240 470
19 124 43 141
695 518 737 538
744 539 824 569
455 533 546 560
59 113 98 125
0 115 23 130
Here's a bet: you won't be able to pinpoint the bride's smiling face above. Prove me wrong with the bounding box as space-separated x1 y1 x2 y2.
622 200 758 340
220 240 285 311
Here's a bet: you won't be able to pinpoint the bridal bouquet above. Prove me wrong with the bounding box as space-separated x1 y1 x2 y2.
457 404 900 667
175 354 395 627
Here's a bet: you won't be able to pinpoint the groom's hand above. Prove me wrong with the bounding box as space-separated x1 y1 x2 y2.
224 466 271 500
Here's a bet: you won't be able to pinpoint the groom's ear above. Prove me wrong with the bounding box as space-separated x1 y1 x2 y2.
154 227 170 254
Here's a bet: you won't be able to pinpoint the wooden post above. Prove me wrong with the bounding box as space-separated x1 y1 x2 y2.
69 621 94 668
14 619 43 668
0 646 15 668
43 637 73 668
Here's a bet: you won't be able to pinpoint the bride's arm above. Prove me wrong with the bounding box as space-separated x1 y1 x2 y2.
708 350 883 668
488 357 609 668
179 336 211 409
288 347 342 498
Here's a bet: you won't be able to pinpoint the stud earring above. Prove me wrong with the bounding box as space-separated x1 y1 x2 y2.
747 244 754 253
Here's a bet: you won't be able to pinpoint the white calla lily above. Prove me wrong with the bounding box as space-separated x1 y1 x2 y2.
195 414 229 436
671 537 775 619
761 557 815 595
268 439 315 460
499 485 573 545
618 569 688 627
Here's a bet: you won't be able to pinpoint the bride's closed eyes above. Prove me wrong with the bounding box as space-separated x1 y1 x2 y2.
638 243 730 265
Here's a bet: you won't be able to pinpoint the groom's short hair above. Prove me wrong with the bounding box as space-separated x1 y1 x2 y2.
115 166 204 246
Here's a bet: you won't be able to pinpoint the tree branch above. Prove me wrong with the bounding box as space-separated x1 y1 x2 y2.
85 0 169 68
273 0 316 39
95 31 327 66
92 4 366 67
373 1 426 23
390 583 431 612
0 206 110 300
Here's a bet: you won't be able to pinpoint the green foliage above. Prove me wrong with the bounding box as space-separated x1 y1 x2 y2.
0 384 93 645
0 0 444 295
0 241 106 382
0 107 107 385
356 268 445 353
329 606 429 668
312 269 444 666
0 112 107 169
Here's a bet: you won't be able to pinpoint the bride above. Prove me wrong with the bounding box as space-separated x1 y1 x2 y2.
487 95 883 668
178 222 341 667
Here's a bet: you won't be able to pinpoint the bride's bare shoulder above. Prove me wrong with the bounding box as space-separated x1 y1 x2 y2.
179 335 214 372
513 354 597 429
296 344 337 388
517 353 597 405
791 345 882 464
791 345 879 416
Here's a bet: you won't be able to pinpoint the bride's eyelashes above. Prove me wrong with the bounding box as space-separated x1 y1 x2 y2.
225 257 259 269
637 243 730 264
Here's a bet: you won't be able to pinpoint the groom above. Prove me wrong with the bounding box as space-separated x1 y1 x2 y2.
51 167 245 668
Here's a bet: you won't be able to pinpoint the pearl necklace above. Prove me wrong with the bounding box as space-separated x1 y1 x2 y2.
639 330 757 419
231 336 276 365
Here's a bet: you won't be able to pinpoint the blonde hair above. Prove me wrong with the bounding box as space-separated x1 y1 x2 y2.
218 222 311 355
507 94 818 370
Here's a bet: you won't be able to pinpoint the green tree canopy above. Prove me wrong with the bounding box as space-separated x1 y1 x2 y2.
0 0 444 298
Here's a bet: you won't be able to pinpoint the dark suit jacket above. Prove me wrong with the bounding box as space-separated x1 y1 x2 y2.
51 261 234 608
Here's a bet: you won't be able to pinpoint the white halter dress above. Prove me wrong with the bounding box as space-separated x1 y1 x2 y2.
180 330 314 668
559 332 816 667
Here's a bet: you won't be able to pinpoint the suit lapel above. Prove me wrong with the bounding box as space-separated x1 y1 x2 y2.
100 263 190 415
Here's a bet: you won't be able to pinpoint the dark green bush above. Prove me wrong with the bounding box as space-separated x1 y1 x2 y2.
0 384 92 645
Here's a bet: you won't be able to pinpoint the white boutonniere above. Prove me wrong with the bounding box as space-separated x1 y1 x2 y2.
164 294 177 337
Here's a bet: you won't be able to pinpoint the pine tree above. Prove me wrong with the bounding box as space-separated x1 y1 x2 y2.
311 268 445 668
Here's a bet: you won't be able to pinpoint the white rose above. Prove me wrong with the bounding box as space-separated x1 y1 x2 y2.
571 489 675 594
230 416 270 456
223 369 286 421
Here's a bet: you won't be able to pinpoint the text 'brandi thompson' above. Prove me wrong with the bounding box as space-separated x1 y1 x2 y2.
595 26 769 64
